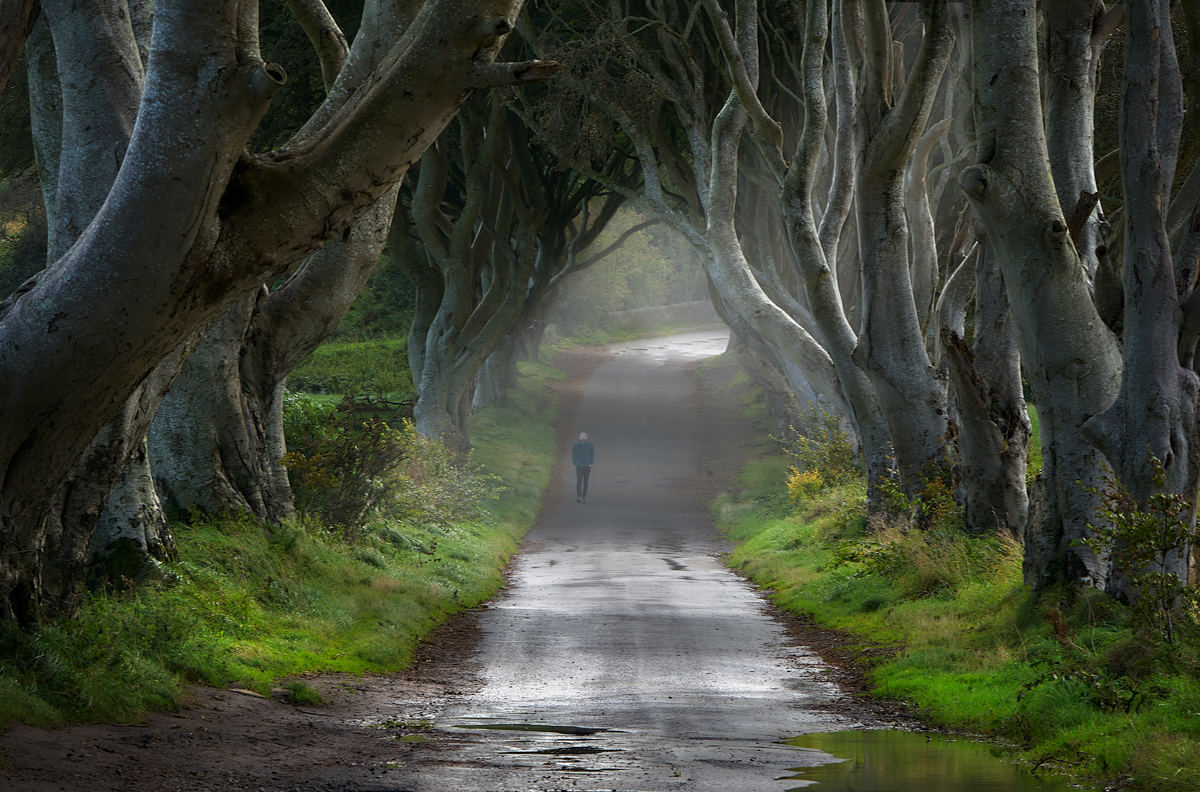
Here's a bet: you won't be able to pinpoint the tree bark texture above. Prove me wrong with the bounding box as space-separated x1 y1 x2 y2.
1044 0 1110 283
940 238 1030 535
779 0 892 499
23 16 60 257
906 118 951 337
1082 0 1197 594
853 0 956 492
150 183 401 524
964 0 1122 590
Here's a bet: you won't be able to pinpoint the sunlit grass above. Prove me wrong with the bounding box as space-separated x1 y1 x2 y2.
1027 402 1042 478
290 337 414 397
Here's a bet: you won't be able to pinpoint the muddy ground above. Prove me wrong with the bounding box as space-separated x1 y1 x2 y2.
1 345 916 792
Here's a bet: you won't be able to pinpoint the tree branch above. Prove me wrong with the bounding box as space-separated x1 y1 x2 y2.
701 0 786 178
471 59 565 87
285 0 349 92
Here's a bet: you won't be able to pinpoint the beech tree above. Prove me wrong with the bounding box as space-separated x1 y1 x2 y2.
0 0 560 625
392 51 645 441
525 0 853 446
399 92 545 443
149 1 397 525
962 0 1199 593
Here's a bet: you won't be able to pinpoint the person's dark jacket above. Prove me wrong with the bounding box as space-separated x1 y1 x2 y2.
572 440 595 466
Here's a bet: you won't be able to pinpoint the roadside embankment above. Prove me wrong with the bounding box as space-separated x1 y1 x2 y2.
694 351 1200 792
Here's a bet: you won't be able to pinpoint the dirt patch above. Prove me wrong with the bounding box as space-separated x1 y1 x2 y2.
0 612 494 792
1 343 913 792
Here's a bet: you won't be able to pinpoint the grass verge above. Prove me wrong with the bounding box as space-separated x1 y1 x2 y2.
0 355 560 730
712 371 1200 792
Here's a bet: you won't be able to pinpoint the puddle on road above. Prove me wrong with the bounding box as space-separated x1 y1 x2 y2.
504 745 614 756
782 730 1096 791
455 723 608 736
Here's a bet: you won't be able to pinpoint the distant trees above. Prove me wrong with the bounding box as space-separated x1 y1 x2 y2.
392 84 644 443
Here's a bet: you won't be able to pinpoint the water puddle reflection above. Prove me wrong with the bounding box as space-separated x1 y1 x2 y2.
455 722 608 735
782 730 1096 791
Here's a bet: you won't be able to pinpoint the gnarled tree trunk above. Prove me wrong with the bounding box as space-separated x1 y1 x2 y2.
964 0 1122 590
1082 0 1197 595
940 236 1030 535
853 0 956 492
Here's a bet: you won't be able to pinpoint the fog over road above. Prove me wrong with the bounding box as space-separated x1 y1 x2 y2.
396 330 862 791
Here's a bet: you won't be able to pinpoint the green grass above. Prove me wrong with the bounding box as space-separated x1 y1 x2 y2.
0 352 560 729
1028 402 1042 479
289 337 414 397
468 359 562 527
713 377 1200 791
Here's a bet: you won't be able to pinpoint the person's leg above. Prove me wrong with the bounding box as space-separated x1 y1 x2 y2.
580 466 590 500
576 465 585 501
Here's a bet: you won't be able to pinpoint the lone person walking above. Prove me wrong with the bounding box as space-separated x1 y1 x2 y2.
572 432 595 503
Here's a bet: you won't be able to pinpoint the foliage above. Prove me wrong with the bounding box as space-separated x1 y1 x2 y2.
385 420 502 528
1081 460 1200 650
326 255 417 342
786 468 824 503
779 403 862 490
549 207 706 338
283 394 498 536
288 337 413 396
876 461 961 533
283 400 408 534
518 14 663 172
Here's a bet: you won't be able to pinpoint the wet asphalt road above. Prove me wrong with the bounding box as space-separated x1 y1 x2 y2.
397 330 860 791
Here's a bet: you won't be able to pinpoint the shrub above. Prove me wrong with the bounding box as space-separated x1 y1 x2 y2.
780 404 862 489
283 397 408 536
282 391 338 450
787 468 824 503
384 420 502 528
1081 460 1200 651
283 396 501 536
875 462 961 533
